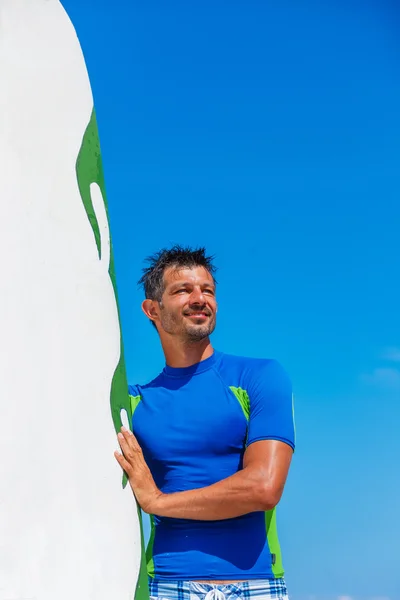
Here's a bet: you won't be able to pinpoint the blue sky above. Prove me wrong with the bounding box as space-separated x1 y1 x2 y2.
63 1 400 598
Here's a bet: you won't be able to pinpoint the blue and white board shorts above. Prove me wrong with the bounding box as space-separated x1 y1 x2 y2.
149 578 289 600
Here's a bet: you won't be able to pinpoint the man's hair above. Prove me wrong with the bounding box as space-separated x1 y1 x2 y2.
138 245 217 302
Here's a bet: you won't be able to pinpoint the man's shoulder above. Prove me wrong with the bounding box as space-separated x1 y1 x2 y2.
217 351 290 389
128 372 165 397
217 350 279 374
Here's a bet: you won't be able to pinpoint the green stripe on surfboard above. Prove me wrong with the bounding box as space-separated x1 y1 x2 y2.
76 109 149 600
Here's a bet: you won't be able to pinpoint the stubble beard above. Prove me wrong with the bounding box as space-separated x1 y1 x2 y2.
185 317 216 342
160 309 216 342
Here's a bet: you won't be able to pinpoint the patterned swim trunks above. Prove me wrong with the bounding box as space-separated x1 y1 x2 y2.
149 578 289 600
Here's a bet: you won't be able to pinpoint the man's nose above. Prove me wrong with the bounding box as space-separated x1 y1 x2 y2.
189 288 206 304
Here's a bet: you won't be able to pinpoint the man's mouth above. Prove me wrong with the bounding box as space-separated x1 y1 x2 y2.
185 312 210 319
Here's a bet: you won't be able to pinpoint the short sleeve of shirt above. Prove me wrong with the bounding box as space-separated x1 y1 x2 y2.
246 359 295 450
128 384 140 397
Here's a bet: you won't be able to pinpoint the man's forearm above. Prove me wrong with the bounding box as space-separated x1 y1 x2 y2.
149 467 277 521
116 430 292 521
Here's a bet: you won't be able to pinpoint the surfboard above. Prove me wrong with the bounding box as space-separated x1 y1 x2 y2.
0 1 147 598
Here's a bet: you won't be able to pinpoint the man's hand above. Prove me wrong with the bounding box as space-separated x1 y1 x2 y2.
114 427 163 514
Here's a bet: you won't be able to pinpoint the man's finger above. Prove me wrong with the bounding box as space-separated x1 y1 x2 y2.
114 450 131 474
120 427 142 453
117 432 133 460
120 426 132 436
121 427 141 450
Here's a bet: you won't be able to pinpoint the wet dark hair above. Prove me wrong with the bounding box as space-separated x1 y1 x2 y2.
138 245 217 302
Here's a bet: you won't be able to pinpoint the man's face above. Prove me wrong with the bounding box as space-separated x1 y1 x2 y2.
157 266 217 342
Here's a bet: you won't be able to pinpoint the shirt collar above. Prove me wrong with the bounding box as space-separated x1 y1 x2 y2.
163 350 219 378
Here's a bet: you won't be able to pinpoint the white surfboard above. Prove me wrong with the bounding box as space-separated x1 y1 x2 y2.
0 1 146 598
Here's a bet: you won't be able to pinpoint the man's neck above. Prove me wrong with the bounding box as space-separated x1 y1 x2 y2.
161 338 214 369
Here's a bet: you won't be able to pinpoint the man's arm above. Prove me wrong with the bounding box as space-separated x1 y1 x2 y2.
116 359 295 520
115 429 292 520
151 438 292 520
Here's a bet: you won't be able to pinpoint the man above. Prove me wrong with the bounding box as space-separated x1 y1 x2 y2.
115 245 295 600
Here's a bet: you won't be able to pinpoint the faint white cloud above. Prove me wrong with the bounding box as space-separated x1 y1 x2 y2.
360 346 400 389
361 367 400 389
382 347 400 362
337 596 354 600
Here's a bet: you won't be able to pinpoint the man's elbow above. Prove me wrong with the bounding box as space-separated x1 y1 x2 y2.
255 482 283 512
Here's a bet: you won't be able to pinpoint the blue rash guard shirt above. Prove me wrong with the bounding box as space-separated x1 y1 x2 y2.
129 350 295 581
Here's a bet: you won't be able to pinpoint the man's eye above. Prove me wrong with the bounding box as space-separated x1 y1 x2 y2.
204 289 215 295
175 289 187 294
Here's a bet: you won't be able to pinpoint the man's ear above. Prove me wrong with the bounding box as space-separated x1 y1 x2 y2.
142 298 159 323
